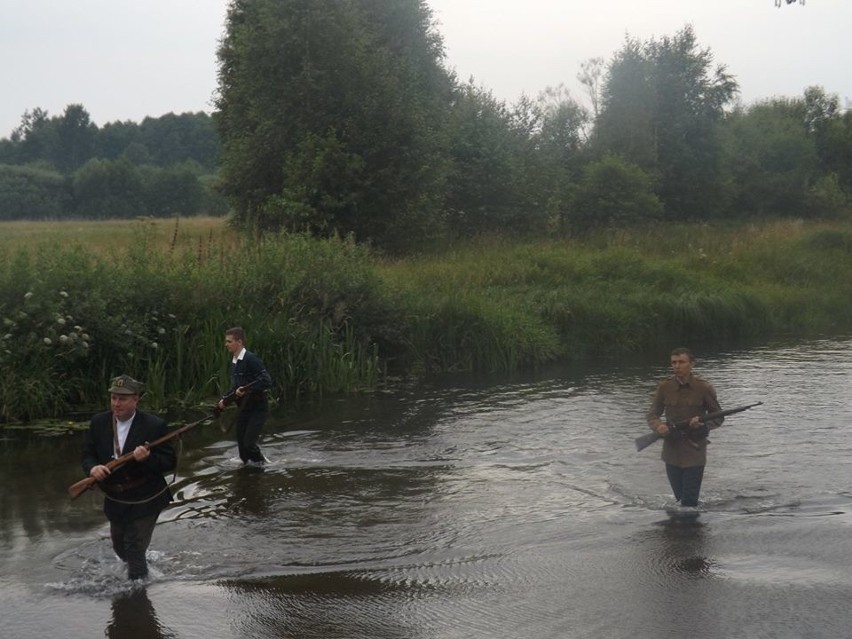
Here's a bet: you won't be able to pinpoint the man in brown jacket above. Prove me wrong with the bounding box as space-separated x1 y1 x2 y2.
646 347 723 508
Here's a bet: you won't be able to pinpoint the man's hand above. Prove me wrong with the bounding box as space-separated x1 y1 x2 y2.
132 445 151 462
235 385 247 398
653 419 670 436
89 465 111 481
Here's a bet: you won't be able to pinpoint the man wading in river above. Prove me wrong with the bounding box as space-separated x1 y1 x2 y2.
217 326 273 465
81 375 176 580
646 348 724 508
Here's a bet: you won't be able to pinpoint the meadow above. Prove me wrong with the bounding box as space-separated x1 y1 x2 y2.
1 216 851 422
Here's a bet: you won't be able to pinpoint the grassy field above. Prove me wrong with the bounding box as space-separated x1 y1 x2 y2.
0 216 234 256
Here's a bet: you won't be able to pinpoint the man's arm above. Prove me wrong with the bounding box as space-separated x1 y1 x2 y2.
646 386 669 435
244 352 272 391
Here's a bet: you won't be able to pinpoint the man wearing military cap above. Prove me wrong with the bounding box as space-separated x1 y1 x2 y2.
81 374 176 580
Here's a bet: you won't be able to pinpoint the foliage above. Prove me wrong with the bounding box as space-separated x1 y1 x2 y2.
0 164 70 220
725 99 818 216
443 83 534 237
2 218 852 421
4 24 852 240
72 157 145 218
569 155 663 232
1 106 224 220
215 0 454 251
594 25 738 219
0 226 387 420
4 106 220 174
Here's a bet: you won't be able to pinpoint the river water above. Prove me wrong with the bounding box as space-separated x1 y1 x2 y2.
2 339 852 639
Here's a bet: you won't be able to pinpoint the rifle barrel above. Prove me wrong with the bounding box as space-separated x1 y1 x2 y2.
634 401 762 452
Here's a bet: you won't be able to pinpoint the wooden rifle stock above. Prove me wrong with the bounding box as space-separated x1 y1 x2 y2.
68 415 214 500
634 401 763 452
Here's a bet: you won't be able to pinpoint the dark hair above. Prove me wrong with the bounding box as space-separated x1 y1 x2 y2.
225 326 246 343
671 347 694 361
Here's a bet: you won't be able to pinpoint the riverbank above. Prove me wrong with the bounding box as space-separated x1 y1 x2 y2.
1 217 850 422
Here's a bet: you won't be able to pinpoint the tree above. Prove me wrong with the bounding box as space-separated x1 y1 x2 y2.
138 112 220 170
72 158 144 218
570 154 662 232
443 83 532 237
139 163 205 216
801 86 852 200
725 99 817 217
0 165 69 220
594 26 738 220
96 120 142 161
10 108 53 166
215 0 454 250
530 85 589 233
53 104 98 173
577 57 605 120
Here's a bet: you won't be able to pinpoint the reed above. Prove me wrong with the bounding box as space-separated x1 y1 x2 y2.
0 225 385 421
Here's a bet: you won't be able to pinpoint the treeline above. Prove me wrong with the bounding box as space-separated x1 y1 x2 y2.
0 108 227 220
3 1 852 251
215 2 852 251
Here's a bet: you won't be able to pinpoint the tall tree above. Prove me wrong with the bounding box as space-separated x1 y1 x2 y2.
577 57 604 120
215 0 454 250
9 108 53 165
443 83 540 237
530 85 588 233
594 26 738 219
139 112 221 170
53 104 98 173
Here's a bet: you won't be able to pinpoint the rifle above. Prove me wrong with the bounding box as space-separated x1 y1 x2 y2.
212 378 263 417
634 401 763 452
67 414 214 500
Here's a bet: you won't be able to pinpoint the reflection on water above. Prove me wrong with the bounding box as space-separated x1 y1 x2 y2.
3 338 852 638
106 589 176 639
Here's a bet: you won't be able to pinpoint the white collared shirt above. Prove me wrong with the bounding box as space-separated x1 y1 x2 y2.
232 347 247 365
114 412 136 457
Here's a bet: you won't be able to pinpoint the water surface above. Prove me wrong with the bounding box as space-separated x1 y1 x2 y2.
2 339 852 638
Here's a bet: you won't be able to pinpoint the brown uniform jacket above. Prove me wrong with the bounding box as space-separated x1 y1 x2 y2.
646 374 723 468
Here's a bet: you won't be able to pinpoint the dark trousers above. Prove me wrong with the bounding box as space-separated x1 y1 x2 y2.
236 408 267 463
665 464 705 507
109 511 160 579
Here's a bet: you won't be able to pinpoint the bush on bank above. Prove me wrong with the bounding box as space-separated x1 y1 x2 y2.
1 220 851 422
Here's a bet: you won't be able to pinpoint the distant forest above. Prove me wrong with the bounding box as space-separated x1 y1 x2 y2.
3 0 852 252
0 108 227 220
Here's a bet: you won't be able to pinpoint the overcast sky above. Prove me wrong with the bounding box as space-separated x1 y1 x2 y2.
1 0 850 138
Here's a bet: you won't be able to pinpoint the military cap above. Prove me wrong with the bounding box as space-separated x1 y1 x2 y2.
108 374 145 396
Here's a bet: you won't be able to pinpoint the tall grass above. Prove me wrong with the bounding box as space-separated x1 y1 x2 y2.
0 224 384 421
1 217 852 422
